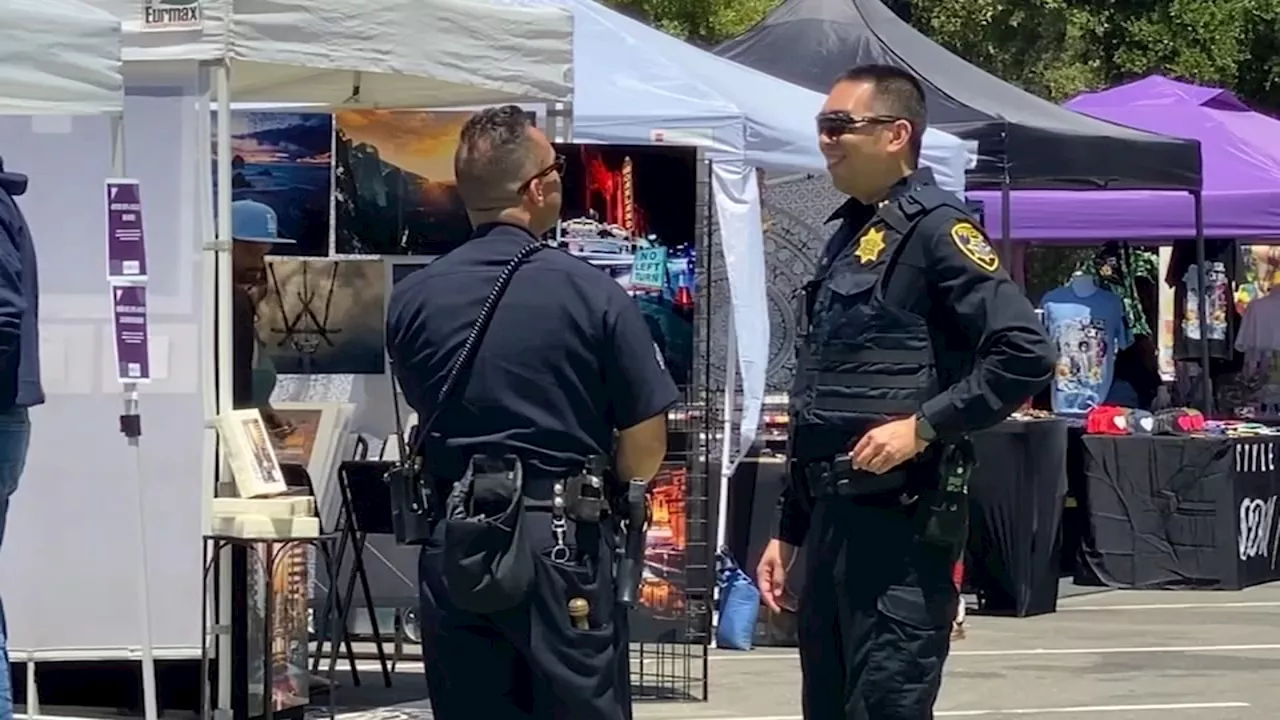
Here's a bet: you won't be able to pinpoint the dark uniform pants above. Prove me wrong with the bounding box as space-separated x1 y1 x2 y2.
418 519 633 720
799 497 958 719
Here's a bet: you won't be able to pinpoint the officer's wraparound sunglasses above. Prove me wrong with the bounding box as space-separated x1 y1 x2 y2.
817 112 909 140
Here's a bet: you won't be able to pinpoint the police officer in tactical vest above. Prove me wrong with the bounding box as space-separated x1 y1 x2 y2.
756 65 1055 718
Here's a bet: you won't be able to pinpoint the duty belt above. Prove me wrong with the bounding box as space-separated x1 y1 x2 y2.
803 456 918 506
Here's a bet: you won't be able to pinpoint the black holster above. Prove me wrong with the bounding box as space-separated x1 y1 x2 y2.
440 455 534 614
807 456 913 498
920 441 974 557
614 479 649 606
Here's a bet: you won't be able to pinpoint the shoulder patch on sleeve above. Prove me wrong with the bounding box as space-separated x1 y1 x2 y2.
949 221 1000 272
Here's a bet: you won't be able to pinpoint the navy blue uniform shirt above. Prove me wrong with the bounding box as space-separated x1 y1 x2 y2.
386 222 680 484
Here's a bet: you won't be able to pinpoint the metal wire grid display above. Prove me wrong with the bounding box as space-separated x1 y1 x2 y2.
629 152 714 703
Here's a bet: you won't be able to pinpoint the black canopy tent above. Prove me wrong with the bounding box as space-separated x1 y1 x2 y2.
713 0 1201 190
715 0 1215 412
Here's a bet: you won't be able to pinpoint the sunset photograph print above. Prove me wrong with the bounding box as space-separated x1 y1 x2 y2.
333 110 475 256
212 112 334 257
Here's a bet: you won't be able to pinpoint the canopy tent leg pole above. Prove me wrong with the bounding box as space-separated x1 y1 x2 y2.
547 102 573 143
109 110 160 720
195 65 225 716
213 60 236 717
214 65 234 421
24 652 37 718
1000 183 1013 278
1193 191 1212 414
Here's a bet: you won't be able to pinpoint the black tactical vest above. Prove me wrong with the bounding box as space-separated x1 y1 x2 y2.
791 184 969 491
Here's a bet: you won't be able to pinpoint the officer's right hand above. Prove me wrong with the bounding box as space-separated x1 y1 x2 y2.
757 539 797 613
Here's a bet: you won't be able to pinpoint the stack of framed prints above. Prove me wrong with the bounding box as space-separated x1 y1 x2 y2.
271 402 357 526
229 403 353 718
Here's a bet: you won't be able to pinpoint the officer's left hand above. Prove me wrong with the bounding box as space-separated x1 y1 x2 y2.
850 417 928 475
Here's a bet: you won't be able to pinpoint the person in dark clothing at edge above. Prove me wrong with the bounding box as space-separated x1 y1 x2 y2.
385 106 678 720
0 157 45 720
755 66 1055 719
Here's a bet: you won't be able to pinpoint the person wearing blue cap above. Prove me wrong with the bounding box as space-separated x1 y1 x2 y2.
230 199 295 437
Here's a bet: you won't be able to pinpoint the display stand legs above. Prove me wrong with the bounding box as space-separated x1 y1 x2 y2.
201 536 343 720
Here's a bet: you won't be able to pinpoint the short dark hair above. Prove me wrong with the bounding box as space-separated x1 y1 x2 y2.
454 105 538 210
835 64 927 165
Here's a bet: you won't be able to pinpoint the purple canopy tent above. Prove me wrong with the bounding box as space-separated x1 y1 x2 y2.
969 75 1280 242
967 75 1280 411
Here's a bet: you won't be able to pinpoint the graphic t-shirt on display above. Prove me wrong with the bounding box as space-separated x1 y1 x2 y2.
1235 292 1280 414
1168 239 1244 362
1041 286 1132 415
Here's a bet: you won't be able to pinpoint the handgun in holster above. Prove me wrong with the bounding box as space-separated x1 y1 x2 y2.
921 441 974 555
614 478 650 606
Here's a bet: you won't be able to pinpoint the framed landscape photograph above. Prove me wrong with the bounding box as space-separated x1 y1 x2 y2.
214 409 288 498
272 402 355 528
258 258 388 375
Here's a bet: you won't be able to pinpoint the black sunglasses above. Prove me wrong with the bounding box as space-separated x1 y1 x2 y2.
518 154 566 194
816 112 907 139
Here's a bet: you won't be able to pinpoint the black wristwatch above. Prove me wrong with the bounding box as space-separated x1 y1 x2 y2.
914 412 937 444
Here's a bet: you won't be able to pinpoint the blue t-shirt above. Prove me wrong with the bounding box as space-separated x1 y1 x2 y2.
1040 285 1132 415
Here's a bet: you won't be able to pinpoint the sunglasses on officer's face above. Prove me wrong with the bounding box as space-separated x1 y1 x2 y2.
518 154 566 195
816 111 907 140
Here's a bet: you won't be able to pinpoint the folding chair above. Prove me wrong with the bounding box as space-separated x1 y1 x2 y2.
310 457 396 687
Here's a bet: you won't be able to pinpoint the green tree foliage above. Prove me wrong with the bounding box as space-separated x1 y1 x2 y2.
909 0 1107 101
602 0 781 47
911 0 1280 107
604 0 1280 109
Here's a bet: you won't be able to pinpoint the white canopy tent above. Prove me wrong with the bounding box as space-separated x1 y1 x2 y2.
0 0 124 115
503 0 971 477
1 3 572 717
84 0 573 107
73 0 575 548
0 1 132 718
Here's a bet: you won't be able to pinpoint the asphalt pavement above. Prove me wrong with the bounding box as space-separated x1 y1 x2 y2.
633 582 1280 719
334 582 1280 719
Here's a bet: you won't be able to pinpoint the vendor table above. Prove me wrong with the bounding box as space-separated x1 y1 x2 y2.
202 534 343 720
966 418 1069 617
1079 435 1280 590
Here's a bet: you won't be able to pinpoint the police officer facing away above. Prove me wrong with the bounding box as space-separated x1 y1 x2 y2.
385 106 679 720
756 65 1055 718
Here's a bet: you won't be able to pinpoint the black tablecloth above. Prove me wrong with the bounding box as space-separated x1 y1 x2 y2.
726 420 1069 622
724 449 794 591
967 419 1069 617
1080 435 1280 590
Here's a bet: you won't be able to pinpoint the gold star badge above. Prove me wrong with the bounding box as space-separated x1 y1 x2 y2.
854 226 886 264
